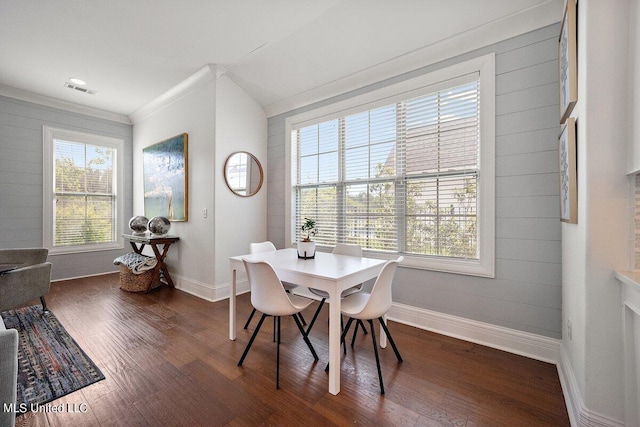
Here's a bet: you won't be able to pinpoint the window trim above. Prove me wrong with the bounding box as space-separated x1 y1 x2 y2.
43 126 125 255
285 53 495 277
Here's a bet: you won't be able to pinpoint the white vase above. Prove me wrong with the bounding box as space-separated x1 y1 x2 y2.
297 241 316 259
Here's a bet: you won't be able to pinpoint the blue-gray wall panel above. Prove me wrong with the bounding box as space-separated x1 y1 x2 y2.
266 24 563 338
0 96 133 280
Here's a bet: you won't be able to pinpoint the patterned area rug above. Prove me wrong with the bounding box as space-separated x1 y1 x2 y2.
1 306 104 413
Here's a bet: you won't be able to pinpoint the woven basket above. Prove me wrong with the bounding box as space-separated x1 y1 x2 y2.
119 265 159 292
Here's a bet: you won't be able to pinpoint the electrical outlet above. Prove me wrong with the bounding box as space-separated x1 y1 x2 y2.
203 208 208 218
567 319 572 340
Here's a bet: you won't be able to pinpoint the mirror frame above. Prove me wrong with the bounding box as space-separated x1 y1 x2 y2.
223 151 264 197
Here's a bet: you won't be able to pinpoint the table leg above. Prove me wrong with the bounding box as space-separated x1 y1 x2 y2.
229 268 237 340
328 286 341 395
157 244 175 286
147 243 174 292
129 242 145 254
380 314 388 348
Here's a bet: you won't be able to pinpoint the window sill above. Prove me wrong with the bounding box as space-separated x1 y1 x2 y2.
312 245 494 278
48 242 124 256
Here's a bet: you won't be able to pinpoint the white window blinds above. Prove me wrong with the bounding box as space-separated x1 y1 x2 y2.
53 139 116 247
293 78 480 259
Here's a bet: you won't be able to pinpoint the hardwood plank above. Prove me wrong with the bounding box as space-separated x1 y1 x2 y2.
11 273 569 426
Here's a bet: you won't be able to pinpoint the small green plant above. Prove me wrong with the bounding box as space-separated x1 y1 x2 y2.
300 217 317 242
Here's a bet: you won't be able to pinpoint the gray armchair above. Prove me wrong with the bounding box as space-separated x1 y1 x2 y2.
0 325 18 427
0 248 51 427
0 248 52 312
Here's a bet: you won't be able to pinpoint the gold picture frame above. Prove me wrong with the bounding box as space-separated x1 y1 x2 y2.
559 118 577 223
143 133 188 221
559 0 577 124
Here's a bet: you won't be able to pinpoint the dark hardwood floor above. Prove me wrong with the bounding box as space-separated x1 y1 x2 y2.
15 274 570 427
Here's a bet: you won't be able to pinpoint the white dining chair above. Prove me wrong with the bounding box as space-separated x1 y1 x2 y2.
237 259 318 389
305 243 367 338
338 256 404 394
243 241 305 329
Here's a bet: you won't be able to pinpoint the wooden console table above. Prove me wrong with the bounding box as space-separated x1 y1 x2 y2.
122 234 179 293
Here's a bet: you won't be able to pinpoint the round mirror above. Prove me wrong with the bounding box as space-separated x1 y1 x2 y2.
224 151 264 197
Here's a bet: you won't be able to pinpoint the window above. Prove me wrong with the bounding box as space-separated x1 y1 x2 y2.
43 127 124 254
286 54 495 276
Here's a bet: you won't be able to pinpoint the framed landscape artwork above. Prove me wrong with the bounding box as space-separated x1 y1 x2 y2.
143 133 188 221
559 0 577 124
559 118 577 223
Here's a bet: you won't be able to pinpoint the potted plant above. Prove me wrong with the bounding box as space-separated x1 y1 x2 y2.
298 217 317 259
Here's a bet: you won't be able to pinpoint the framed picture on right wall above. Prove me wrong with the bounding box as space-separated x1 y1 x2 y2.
559 0 577 124
559 117 577 223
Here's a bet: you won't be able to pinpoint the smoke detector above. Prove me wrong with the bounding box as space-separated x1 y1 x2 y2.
64 81 97 95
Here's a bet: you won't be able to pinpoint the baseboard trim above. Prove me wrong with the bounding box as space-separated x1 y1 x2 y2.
387 302 560 364
51 270 118 282
173 274 249 302
557 345 625 427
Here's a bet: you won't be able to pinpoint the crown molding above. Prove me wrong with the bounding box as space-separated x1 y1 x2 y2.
129 64 227 124
0 84 131 124
263 0 562 118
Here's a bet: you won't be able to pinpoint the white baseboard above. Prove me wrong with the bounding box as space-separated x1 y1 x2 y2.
173 274 249 302
51 270 119 282
557 345 625 427
387 302 560 364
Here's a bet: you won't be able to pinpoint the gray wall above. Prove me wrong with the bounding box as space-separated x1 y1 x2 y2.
267 24 561 338
0 96 133 280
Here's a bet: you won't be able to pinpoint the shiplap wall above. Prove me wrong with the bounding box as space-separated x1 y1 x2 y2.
0 95 133 280
266 24 562 338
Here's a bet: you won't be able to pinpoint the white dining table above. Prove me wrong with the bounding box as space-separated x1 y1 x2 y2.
229 248 387 395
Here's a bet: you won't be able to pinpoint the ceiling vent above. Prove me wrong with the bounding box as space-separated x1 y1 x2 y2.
64 82 97 95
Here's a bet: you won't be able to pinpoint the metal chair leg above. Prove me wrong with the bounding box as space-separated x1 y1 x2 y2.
292 313 319 361
368 319 385 394
298 312 307 326
378 317 403 363
350 318 369 346
243 308 256 329
305 298 326 335
40 296 48 312
285 289 307 326
325 317 354 372
238 313 268 366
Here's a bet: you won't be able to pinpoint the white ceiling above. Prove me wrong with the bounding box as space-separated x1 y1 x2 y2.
0 0 562 120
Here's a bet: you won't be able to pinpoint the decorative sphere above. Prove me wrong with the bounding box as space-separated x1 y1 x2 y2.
128 216 148 234
147 216 171 235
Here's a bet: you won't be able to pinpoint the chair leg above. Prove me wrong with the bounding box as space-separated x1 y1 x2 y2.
341 317 354 348
285 289 307 326
238 313 268 366
292 313 319 361
243 308 257 329
351 326 358 348
276 316 281 389
350 319 369 347
341 316 347 355
40 296 48 312
368 319 385 394
298 312 307 326
305 298 326 335
378 317 403 363
326 317 355 372
358 319 368 334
